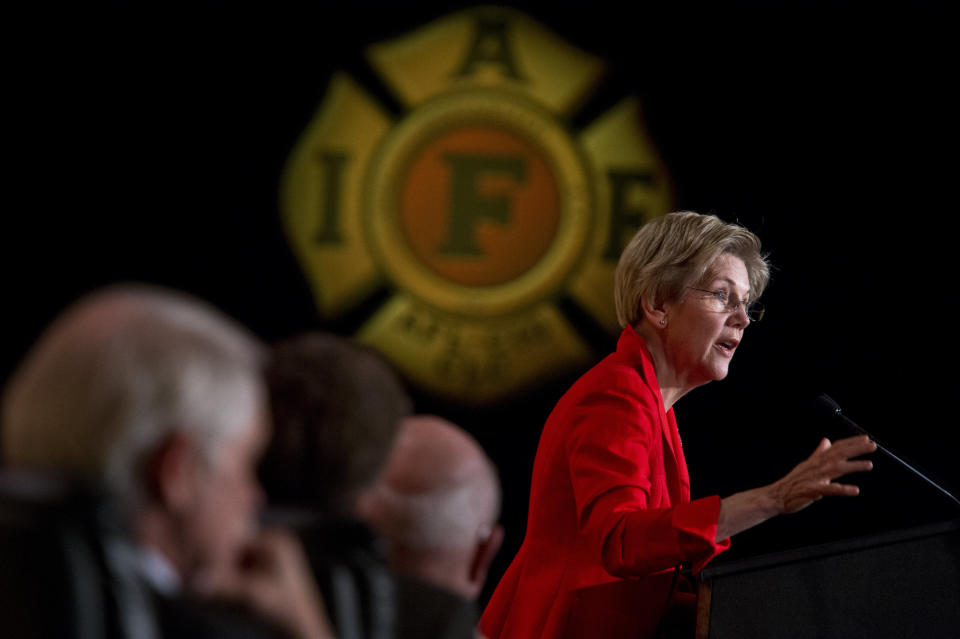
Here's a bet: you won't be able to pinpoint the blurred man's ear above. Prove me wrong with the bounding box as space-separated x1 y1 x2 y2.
145 432 200 512
468 523 504 591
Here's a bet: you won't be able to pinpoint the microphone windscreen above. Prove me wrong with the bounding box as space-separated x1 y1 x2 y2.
815 393 842 415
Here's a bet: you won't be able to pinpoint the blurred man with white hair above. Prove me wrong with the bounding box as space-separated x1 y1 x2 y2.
358 415 504 639
1 284 331 639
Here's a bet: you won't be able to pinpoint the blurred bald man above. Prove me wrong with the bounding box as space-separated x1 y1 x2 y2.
359 415 503 639
1 285 331 639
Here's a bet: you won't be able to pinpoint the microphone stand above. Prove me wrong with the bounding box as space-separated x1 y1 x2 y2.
817 393 960 510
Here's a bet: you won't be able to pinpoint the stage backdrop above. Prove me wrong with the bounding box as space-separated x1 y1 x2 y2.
4 1 958 604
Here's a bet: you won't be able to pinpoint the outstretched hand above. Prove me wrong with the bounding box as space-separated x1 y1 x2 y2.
769 434 876 514
716 434 877 542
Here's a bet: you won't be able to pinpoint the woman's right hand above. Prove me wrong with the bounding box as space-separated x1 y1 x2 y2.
716 434 876 541
768 435 876 514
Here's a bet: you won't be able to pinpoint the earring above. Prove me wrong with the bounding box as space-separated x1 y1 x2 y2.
659 318 666 327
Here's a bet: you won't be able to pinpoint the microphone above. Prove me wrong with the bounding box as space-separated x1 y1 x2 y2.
815 394 960 509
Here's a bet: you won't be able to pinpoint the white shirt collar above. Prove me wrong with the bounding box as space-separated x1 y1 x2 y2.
133 545 182 596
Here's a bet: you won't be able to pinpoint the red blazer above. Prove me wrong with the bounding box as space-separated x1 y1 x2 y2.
480 325 729 639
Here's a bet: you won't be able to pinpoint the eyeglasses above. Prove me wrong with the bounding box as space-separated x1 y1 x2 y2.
686 287 765 322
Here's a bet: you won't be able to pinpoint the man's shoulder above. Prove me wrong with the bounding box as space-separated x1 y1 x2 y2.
297 515 391 569
153 591 290 639
396 575 478 639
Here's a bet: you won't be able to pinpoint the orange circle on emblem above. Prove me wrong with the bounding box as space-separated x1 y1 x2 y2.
399 125 560 287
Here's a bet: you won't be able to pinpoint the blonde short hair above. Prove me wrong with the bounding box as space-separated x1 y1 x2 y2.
614 211 770 327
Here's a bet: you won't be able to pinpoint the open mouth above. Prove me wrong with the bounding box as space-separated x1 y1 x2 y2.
715 339 738 356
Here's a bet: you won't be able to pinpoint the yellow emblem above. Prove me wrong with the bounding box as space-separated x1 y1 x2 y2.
281 7 673 403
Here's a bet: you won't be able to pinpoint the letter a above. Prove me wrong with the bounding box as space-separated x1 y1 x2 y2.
455 16 524 80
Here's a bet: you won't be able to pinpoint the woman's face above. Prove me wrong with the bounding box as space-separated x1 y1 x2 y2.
661 253 752 388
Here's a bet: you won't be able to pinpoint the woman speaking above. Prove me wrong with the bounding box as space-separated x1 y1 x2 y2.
479 212 875 639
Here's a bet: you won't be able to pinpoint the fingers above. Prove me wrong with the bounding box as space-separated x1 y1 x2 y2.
814 453 874 483
808 435 875 466
778 435 876 514
828 434 877 457
818 482 860 497
837 459 874 475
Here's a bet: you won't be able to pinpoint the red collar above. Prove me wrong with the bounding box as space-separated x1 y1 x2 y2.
617 325 681 465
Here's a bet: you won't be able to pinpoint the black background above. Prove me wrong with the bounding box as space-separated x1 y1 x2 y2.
4 1 958 603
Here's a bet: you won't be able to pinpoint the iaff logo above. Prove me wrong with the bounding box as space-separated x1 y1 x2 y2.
281 7 672 403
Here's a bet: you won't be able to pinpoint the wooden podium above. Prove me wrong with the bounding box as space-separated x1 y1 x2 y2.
696 519 960 639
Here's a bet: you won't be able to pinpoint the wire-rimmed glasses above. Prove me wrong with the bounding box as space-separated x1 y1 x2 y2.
686 287 765 322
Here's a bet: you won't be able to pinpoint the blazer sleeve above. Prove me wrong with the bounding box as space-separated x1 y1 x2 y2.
566 372 728 578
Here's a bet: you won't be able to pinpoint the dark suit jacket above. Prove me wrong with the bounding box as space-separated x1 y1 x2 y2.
396 575 478 639
296 516 396 639
154 592 291 639
0 469 289 639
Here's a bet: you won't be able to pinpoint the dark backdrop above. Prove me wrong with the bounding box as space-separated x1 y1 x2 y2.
4 1 958 604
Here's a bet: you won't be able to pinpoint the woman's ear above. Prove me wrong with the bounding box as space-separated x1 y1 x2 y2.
639 297 667 328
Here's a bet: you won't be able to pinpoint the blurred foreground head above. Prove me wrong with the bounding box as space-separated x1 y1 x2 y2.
261 332 413 517
359 415 503 600
1 284 268 585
